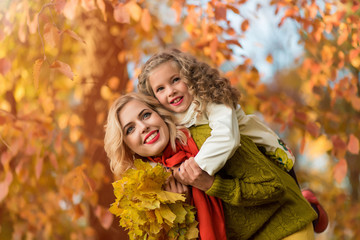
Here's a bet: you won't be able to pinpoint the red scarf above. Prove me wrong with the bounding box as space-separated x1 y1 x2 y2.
148 134 227 240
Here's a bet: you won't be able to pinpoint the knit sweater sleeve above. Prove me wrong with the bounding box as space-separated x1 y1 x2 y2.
190 124 285 207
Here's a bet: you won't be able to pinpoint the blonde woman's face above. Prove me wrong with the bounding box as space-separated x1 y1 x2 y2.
149 61 193 113
118 99 170 157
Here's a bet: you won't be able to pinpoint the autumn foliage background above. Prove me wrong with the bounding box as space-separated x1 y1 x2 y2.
0 0 359 239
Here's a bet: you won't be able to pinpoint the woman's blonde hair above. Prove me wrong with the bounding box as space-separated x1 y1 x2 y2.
104 92 188 176
138 48 240 112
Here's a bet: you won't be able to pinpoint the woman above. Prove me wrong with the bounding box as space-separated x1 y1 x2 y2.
104 92 317 240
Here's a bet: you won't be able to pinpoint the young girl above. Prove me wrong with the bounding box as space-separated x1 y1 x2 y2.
137 48 328 233
104 92 317 239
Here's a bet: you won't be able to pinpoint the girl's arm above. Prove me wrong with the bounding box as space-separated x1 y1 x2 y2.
194 103 240 176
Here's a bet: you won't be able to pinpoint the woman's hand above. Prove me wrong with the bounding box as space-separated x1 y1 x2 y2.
173 157 214 192
164 173 191 203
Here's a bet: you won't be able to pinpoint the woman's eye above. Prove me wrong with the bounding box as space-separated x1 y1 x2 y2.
143 112 151 119
126 126 134 135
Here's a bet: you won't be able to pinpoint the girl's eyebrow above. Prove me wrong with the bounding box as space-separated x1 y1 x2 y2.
122 108 148 130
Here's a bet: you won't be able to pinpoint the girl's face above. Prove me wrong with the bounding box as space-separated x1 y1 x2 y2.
118 99 170 157
148 61 193 113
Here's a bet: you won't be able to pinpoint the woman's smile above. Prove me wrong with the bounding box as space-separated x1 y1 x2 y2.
144 130 160 144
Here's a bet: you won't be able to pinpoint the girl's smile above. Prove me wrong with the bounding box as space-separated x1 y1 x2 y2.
149 61 193 113
118 99 170 157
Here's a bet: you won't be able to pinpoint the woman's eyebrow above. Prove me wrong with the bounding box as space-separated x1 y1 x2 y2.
122 108 147 130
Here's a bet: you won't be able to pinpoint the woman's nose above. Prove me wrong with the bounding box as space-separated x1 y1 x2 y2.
139 122 150 133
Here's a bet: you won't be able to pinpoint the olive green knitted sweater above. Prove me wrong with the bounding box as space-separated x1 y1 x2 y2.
189 125 317 240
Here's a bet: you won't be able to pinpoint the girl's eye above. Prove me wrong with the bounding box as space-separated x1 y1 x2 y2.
156 87 164 93
173 77 180 83
126 126 134 135
143 112 151 119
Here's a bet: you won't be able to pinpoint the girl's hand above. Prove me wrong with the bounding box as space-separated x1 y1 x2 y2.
164 173 191 203
173 157 214 192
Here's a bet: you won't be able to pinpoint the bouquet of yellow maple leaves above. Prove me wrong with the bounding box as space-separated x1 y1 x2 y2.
110 159 199 240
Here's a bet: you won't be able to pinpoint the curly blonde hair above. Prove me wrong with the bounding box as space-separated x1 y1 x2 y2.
138 49 240 112
104 92 188 176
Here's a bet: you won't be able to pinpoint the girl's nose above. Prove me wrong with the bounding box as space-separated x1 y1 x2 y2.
167 86 176 97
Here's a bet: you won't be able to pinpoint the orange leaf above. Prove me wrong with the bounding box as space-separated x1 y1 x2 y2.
300 135 306 154
33 58 44 89
0 171 13 202
35 157 44 180
308 2 318 19
171 0 182 22
82 171 96 191
81 0 96 11
61 29 86 44
96 0 107 21
266 54 273 64
210 37 218 61
113 3 130 24
141 9 151 32
225 39 242 47
49 153 59 170
94 205 114 229
241 19 249 32
0 58 12 76
334 158 347 184
50 60 74 80
26 13 38 34
349 49 360 68
347 134 359 155
43 23 60 48
126 1 142 22
63 0 79 20
351 96 360 111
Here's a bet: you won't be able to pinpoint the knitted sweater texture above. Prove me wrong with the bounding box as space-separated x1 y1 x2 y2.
189 125 317 240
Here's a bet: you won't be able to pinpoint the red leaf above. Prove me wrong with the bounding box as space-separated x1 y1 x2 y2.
43 23 60 48
113 3 130 24
54 0 66 13
50 60 74 80
334 158 347 183
61 29 86 44
306 122 320 138
94 205 114 229
347 134 359 155
0 58 12 75
331 135 347 158
214 4 226 20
